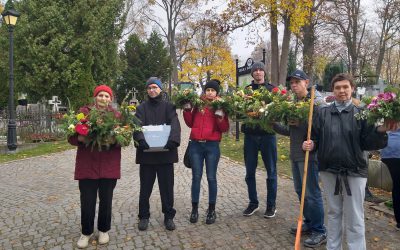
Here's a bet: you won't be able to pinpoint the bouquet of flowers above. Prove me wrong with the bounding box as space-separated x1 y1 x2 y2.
223 86 288 131
172 88 203 110
210 97 232 117
264 95 310 126
61 95 142 150
61 111 90 137
355 90 400 125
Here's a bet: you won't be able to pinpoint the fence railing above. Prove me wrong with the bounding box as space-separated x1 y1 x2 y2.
0 110 65 143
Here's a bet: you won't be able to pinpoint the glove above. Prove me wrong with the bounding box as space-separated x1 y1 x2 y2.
137 140 150 150
183 102 192 111
164 140 178 150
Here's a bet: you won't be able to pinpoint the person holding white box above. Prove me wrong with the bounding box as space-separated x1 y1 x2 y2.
133 77 181 231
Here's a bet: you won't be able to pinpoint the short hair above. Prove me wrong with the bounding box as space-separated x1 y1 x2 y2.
331 73 355 90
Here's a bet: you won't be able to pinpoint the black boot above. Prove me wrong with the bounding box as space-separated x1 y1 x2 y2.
190 202 199 223
164 218 176 231
206 203 216 224
138 218 149 231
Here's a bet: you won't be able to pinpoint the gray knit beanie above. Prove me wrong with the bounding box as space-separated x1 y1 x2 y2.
251 62 266 76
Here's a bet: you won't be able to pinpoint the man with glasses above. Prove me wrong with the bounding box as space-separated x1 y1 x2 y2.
133 77 181 231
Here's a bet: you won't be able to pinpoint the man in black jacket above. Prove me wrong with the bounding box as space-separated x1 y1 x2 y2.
302 73 396 250
133 77 181 231
242 62 278 218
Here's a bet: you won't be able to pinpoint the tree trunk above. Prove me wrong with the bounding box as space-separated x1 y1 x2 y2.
270 24 279 85
278 15 291 85
302 20 315 81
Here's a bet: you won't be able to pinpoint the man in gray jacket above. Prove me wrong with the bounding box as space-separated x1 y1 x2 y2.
274 69 326 248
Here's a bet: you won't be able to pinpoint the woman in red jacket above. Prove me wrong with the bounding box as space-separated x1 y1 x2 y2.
183 79 229 224
68 85 121 248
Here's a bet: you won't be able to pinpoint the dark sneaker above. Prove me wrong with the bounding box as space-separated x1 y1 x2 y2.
264 205 276 218
189 208 199 223
396 223 400 231
164 218 176 231
205 210 216 224
304 232 327 248
243 204 259 216
290 223 312 235
138 219 149 231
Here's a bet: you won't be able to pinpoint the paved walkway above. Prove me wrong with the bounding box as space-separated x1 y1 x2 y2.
0 113 399 249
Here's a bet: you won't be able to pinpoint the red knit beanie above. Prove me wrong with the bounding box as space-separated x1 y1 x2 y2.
93 85 113 98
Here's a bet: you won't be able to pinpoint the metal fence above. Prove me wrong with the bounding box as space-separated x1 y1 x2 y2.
0 109 65 143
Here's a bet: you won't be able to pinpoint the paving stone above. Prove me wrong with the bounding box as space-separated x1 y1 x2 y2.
0 113 399 249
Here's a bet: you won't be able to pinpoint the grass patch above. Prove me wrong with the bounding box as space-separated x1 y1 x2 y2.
220 134 292 177
0 140 74 164
385 200 393 210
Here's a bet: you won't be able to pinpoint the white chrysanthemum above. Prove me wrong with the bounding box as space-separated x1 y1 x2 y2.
68 124 75 131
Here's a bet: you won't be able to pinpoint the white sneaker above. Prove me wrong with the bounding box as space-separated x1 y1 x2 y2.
98 231 110 245
77 234 92 248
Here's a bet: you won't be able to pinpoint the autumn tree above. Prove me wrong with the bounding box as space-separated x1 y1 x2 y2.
179 26 236 88
213 0 312 85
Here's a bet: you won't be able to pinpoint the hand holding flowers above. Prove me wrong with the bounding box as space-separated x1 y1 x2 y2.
172 88 203 110
62 96 141 150
355 90 400 128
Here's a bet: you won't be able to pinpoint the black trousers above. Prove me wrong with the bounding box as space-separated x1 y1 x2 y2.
382 158 400 224
138 164 176 220
79 179 117 235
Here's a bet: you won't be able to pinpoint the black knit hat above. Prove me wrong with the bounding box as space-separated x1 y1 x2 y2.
204 79 221 94
251 62 265 76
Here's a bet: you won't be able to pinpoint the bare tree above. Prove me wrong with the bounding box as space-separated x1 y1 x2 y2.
383 40 400 85
121 0 150 43
324 0 366 76
251 40 271 77
374 0 400 83
142 0 201 84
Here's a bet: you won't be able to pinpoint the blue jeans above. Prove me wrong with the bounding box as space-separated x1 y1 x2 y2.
190 141 220 204
292 160 325 233
244 134 277 207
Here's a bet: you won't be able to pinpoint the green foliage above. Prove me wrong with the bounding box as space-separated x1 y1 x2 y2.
0 0 126 109
172 88 203 109
323 61 345 91
359 64 377 87
286 49 297 89
116 31 171 103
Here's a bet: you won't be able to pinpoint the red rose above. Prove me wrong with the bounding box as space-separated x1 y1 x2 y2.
272 87 279 93
80 118 88 123
281 89 287 95
75 123 90 136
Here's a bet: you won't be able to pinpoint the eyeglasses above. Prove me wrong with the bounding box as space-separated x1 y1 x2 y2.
146 86 159 91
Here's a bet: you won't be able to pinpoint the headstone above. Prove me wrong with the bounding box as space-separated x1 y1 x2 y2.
130 88 139 105
48 96 62 112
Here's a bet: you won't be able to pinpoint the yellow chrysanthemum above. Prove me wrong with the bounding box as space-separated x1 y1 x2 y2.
76 113 85 121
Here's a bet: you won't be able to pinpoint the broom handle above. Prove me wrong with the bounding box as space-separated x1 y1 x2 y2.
294 86 315 250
